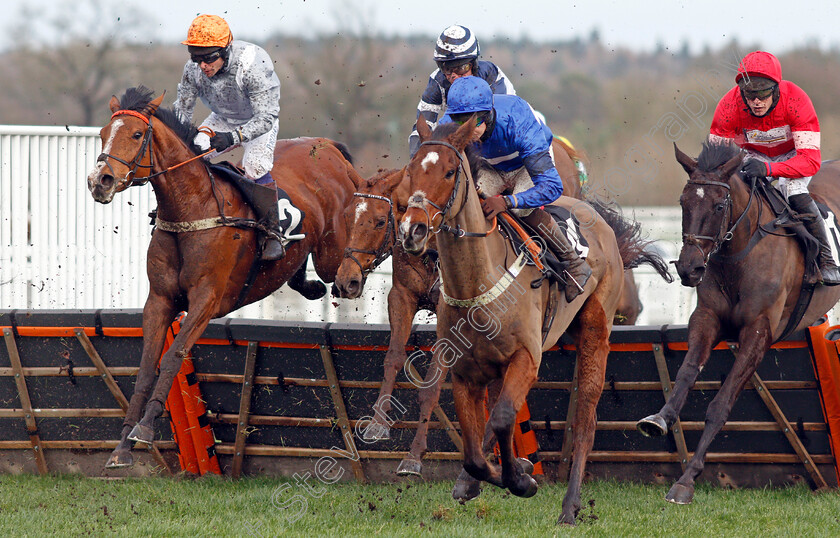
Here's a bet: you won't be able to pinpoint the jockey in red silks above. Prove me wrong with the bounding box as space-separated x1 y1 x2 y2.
709 50 840 285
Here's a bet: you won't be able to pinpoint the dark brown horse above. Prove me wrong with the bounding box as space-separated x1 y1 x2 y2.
87 87 362 469
637 142 840 504
397 119 661 525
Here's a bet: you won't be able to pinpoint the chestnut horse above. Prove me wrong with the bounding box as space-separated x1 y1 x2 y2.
87 87 362 469
637 142 840 504
397 119 659 525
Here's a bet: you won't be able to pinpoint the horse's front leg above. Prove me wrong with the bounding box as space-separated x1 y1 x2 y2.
452 375 506 490
105 293 178 468
365 284 418 442
637 306 721 436
488 347 539 498
666 315 773 505
128 289 223 444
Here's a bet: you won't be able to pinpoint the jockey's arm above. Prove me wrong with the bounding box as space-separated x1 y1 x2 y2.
172 66 199 124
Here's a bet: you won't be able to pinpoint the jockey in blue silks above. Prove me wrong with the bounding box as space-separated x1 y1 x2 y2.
440 76 592 301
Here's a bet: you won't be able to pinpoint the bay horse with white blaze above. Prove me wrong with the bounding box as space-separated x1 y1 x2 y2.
398 118 659 525
637 142 840 504
87 87 362 469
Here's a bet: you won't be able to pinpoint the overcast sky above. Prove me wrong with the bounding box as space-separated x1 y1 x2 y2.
3 0 840 54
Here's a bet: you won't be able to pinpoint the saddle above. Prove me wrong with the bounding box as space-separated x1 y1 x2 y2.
208 162 305 239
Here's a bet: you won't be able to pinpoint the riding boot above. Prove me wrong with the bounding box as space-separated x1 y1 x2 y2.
523 208 592 301
250 174 286 261
789 193 840 286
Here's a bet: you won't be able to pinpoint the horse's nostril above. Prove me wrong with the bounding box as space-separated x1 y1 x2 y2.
100 174 115 189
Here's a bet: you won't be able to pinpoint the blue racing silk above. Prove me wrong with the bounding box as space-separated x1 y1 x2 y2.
442 94 563 208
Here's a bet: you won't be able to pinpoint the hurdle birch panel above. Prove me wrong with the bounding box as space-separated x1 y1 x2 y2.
0 309 836 489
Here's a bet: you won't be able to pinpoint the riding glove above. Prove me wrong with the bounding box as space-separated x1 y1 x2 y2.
480 195 509 219
740 159 769 179
209 131 238 152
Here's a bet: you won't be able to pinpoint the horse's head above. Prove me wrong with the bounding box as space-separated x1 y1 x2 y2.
87 87 165 204
400 118 476 254
675 142 744 287
335 168 406 298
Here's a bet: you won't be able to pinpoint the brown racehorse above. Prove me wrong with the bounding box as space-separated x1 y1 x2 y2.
637 142 840 504
87 87 362 469
335 139 668 478
397 119 658 525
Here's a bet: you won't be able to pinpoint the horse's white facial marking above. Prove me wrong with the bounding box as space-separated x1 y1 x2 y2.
421 152 439 171
399 213 413 238
354 200 368 223
97 119 124 172
696 187 705 199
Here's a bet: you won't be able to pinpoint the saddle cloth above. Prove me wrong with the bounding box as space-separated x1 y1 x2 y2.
209 162 305 239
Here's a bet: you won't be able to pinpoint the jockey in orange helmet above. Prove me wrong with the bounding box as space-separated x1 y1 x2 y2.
710 50 840 285
173 14 285 260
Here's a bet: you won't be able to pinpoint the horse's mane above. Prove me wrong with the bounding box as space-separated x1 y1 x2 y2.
116 86 202 155
697 141 741 172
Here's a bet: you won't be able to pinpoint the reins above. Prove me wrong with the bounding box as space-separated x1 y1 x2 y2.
682 175 756 266
97 110 214 188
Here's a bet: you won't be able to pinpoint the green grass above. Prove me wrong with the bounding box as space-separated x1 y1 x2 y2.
1 474 839 537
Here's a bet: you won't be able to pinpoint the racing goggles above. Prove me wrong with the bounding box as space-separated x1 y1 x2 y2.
742 86 775 101
450 112 487 127
191 50 222 65
438 61 472 76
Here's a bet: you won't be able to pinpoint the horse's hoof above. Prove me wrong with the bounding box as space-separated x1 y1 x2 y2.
104 450 134 469
665 483 694 505
362 422 390 441
557 512 577 526
452 474 481 501
516 457 535 475
510 474 538 498
637 414 668 437
127 423 154 445
297 281 327 301
395 459 422 477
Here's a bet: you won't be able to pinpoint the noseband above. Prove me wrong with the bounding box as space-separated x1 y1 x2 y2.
682 175 755 266
96 110 157 188
343 192 396 277
413 140 495 238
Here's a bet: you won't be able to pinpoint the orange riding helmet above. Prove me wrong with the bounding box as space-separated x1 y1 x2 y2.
182 14 233 48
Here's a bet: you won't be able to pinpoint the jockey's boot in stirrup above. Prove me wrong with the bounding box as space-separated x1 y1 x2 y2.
523 208 592 301
251 174 286 261
789 193 840 286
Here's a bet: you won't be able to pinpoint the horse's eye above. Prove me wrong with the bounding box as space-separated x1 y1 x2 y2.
374 217 387 229
397 205 407 213
715 203 725 212
133 131 143 140
445 169 456 179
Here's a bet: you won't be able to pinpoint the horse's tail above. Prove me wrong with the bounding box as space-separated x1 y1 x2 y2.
330 140 354 165
589 198 674 283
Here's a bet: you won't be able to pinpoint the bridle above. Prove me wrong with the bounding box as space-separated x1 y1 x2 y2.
412 140 495 238
96 109 213 188
682 175 756 266
343 192 396 277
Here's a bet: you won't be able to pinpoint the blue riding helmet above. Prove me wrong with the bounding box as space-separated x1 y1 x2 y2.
446 76 494 115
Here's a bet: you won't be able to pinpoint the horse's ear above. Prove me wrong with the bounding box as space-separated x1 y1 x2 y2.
674 143 697 176
109 95 121 114
722 151 743 179
417 118 432 141
145 91 166 117
450 116 477 151
383 167 406 192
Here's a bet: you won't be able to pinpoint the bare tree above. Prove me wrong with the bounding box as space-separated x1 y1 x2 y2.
5 0 160 125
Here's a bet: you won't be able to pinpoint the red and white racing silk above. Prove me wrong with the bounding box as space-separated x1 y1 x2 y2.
709 80 821 180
